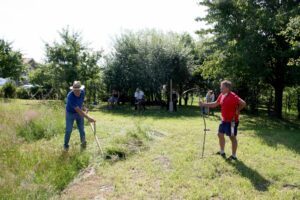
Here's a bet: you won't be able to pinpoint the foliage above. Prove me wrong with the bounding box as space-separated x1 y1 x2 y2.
197 0 300 117
103 30 196 100
16 87 30 99
0 39 24 80
44 27 102 100
2 81 17 98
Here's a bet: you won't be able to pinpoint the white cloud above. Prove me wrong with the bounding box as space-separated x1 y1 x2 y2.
0 0 207 62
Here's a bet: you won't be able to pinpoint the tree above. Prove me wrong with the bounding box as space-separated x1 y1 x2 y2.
0 39 24 80
44 27 102 100
197 0 300 118
103 30 195 102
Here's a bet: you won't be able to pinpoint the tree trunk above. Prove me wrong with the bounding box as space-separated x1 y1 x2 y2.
184 93 188 106
249 87 259 114
274 85 284 119
179 96 182 106
297 92 300 119
267 89 273 116
178 85 183 106
272 59 286 119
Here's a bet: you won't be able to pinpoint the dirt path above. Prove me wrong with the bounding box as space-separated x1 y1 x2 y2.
59 166 114 200
59 129 169 200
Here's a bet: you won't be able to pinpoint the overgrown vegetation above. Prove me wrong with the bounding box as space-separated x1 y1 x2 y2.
2 82 16 98
0 100 90 199
17 109 64 142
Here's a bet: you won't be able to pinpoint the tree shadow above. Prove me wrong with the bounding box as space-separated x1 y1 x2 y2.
240 115 300 154
228 160 271 191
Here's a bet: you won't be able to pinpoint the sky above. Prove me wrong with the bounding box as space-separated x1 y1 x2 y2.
0 0 207 62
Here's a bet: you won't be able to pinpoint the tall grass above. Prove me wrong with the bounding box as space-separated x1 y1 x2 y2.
0 99 90 199
17 108 64 141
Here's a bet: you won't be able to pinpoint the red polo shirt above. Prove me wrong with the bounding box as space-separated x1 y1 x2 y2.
217 92 241 122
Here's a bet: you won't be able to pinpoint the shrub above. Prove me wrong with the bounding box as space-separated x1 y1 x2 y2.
2 82 16 98
16 87 30 99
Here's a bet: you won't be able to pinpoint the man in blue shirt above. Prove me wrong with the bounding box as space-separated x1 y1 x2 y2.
64 81 95 151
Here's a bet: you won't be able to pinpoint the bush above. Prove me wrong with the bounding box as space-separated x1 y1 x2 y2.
2 82 16 98
16 87 30 99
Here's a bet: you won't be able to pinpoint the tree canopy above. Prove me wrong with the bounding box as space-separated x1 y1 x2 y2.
0 39 24 80
196 0 300 118
103 30 197 101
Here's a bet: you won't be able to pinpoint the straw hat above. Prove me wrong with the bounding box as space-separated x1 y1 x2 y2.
70 81 85 91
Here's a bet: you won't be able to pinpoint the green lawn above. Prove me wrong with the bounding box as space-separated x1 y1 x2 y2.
1 100 300 199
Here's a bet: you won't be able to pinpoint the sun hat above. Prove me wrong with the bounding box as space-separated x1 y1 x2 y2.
70 81 85 91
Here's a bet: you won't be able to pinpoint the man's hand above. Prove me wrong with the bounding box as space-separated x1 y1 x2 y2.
199 101 203 107
237 99 247 115
83 107 88 113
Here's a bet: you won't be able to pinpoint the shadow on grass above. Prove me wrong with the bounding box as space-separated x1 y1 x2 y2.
228 160 271 191
241 115 300 154
93 104 222 120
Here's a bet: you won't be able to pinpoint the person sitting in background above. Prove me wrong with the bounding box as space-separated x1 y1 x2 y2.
108 90 119 109
134 88 145 110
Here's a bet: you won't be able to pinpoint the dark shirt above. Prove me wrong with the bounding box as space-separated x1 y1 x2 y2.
66 90 85 113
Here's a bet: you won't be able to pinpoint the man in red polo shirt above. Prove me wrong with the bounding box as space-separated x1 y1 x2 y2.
199 80 246 160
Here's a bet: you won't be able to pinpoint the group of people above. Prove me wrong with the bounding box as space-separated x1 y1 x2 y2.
64 80 246 160
107 88 146 110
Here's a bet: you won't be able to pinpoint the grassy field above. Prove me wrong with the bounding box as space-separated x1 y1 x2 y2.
1 100 300 199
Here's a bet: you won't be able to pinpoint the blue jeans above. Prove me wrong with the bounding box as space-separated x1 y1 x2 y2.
64 111 86 149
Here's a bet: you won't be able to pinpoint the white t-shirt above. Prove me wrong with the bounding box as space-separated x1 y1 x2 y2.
134 91 144 100
211 94 215 102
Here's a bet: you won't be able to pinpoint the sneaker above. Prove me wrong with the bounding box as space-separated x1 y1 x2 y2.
63 146 69 152
216 151 226 158
227 155 237 161
81 141 87 149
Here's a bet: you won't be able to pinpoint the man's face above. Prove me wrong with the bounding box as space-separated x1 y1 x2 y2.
73 90 81 97
220 84 229 94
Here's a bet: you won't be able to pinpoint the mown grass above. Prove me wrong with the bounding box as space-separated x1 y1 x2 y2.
1 100 300 199
68 104 299 199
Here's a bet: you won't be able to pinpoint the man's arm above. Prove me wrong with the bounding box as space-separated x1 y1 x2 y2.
236 99 246 115
75 107 95 122
199 101 220 108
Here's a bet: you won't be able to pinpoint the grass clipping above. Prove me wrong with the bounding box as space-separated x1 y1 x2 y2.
104 125 152 162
